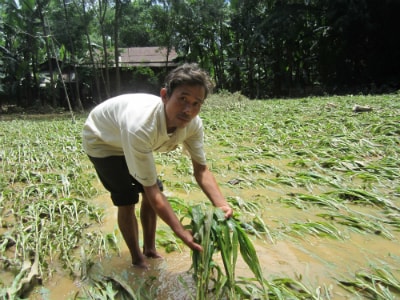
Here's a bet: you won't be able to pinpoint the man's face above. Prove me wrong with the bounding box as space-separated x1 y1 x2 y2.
161 85 205 132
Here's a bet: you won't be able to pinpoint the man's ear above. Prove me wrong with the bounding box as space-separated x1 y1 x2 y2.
160 88 168 103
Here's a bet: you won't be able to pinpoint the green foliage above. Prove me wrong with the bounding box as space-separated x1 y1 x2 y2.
1 0 399 106
0 116 113 298
189 205 266 299
131 66 158 85
338 263 400 299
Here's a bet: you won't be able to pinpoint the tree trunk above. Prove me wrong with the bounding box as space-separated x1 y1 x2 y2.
37 0 57 107
80 0 102 104
63 0 83 112
113 0 122 95
97 0 110 98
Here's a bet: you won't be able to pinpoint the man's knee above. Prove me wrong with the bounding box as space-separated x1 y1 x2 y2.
117 204 135 216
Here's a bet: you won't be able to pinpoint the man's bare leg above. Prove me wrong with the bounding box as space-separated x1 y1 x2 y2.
141 193 162 259
117 204 148 268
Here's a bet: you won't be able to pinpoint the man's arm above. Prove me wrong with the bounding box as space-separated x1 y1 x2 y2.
192 159 233 218
143 184 202 251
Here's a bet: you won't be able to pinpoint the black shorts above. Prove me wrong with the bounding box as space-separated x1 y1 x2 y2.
88 155 163 206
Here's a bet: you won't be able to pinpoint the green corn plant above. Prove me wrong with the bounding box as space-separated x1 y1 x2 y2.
280 193 346 210
338 264 400 299
288 221 346 240
188 204 267 299
327 188 399 211
266 277 328 300
383 212 400 230
318 212 394 240
156 228 183 253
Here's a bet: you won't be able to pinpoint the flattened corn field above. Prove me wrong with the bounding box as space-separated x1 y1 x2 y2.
1 93 399 299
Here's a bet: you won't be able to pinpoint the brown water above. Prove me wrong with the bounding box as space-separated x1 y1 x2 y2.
29 185 400 299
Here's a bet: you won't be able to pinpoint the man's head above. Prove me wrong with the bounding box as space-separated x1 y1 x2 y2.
161 64 213 132
163 63 213 99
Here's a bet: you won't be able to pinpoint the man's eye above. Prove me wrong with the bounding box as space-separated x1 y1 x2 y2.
178 97 201 108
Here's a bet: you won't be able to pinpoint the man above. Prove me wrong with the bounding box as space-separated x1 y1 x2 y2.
82 63 233 268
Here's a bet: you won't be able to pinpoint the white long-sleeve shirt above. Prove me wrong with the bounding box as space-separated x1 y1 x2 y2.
82 93 206 186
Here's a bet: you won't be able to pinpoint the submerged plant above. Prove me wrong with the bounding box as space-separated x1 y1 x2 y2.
288 220 346 240
318 211 394 240
338 263 400 299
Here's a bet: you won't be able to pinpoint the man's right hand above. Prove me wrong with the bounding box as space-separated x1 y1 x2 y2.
178 230 203 252
143 185 203 252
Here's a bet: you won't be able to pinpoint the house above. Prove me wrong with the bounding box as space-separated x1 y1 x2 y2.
38 47 181 106
118 47 179 67
102 46 180 97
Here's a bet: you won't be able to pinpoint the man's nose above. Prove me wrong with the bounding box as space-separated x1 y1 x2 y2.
183 102 193 114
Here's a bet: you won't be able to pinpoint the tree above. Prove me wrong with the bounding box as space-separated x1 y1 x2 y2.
113 0 122 94
76 0 103 103
1 0 399 107
156 0 230 90
317 0 400 92
60 0 84 111
149 0 176 74
90 0 112 98
1 0 44 107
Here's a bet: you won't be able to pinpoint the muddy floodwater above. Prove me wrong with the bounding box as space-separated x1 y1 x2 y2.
39 181 400 300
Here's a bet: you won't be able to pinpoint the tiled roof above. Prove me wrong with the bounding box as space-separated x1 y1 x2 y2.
119 47 178 67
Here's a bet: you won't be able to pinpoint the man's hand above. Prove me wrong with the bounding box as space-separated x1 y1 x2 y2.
192 160 234 219
143 185 203 252
218 204 233 219
178 229 203 252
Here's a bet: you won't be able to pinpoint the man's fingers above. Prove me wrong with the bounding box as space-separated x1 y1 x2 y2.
219 205 233 219
191 243 203 252
179 230 203 252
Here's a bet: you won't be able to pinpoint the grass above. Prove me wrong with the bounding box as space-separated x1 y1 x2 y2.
0 92 399 299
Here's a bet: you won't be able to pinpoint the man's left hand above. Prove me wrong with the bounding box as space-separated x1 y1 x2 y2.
218 205 233 219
